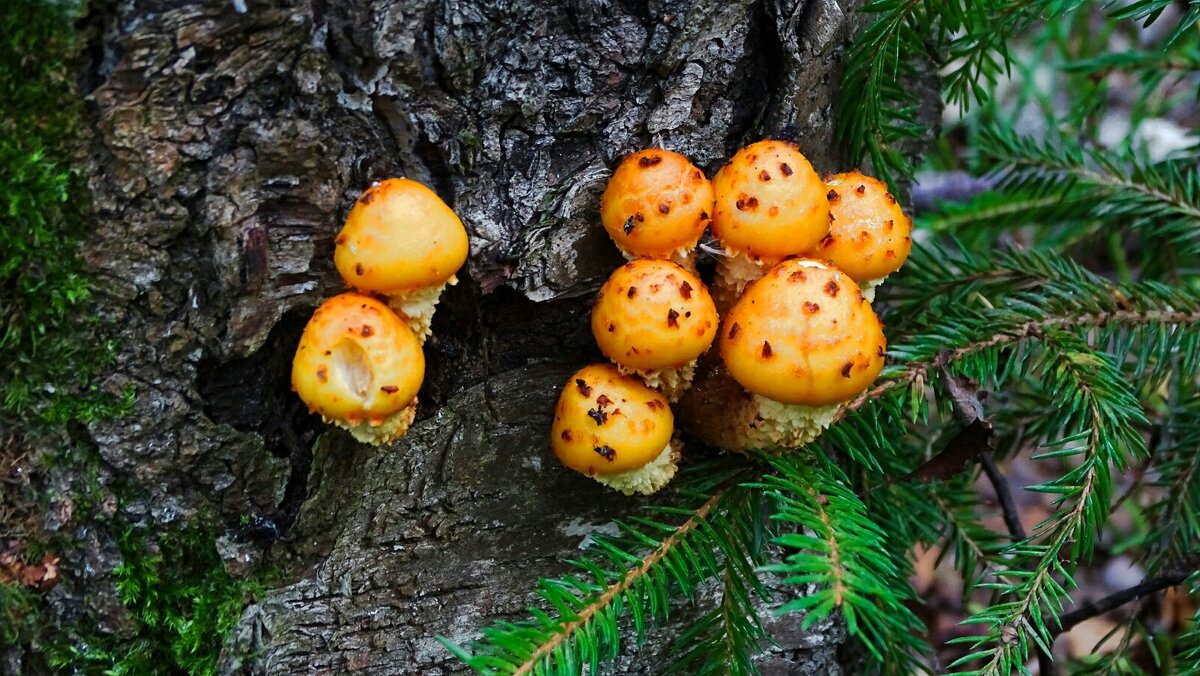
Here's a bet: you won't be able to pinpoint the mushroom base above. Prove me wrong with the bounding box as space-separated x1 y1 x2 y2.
387 276 457 342
713 251 782 311
616 244 697 274
617 361 696 402
335 398 419 447
859 274 888 303
679 363 839 453
593 438 681 496
748 396 839 451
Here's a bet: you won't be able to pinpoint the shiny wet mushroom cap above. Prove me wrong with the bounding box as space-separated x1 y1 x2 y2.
719 259 886 406
812 170 913 283
591 259 718 373
599 149 714 261
550 363 678 495
710 140 830 259
291 293 425 445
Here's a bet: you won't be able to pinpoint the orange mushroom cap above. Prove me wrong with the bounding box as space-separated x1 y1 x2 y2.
591 260 718 372
550 364 674 477
710 140 830 259
292 293 424 425
599 149 714 258
719 259 886 406
334 178 469 295
811 171 913 282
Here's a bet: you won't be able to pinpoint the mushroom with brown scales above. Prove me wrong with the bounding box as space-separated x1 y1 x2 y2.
680 259 886 452
550 364 681 495
599 148 714 272
808 170 913 301
292 293 425 446
334 178 469 341
591 259 719 401
708 140 830 310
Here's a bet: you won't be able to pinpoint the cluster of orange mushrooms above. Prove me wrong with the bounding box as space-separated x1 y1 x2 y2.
551 141 913 495
291 179 469 446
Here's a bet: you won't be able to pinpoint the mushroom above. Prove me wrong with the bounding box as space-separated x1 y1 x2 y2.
686 259 885 451
334 178 469 341
809 170 913 301
599 148 714 272
550 363 681 495
591 259 718 401
709 140 830 309
292 293 425 446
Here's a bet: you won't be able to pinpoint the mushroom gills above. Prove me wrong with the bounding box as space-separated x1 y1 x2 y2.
592 438 681 496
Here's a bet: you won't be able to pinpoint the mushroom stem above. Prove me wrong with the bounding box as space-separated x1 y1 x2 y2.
614 244 698 274
617 362 696 403
858 274 888 303
592 438 682 496
679 364 838 453
333 397 419 447
712 250 780 312
387 276 457 343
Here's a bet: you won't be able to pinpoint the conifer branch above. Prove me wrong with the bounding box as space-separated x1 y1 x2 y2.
510 491 724 675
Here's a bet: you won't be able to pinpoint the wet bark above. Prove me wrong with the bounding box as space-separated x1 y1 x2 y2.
58 0 865 672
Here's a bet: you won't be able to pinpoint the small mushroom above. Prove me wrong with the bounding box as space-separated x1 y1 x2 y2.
550 364 680 496
721 259 885 406
808 170 913 299
333 178 469 341
291 293 425 446
708 140 831 309
599 149 714 272
690 259 885 451
591 259 719 400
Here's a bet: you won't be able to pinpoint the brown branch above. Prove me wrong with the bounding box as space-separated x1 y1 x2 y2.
1055 558 1200 636
979 453 1026 542
512 489 726 675
1038 555 1200 676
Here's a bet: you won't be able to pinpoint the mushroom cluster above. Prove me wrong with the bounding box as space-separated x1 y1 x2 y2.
551 140 913 493
292 179 468 446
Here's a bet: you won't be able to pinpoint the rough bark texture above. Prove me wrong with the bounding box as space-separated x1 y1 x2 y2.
51 0 860 672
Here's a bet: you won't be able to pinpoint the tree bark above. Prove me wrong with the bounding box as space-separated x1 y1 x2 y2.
63 0 861 672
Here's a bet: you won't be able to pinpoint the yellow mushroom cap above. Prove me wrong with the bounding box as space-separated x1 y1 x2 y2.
591 260 718 372
599 149 714 258
719 259 886 406
710 140 830 259
550 364 674 476
334 178 469 294
811 171 913 282
292 293 425 425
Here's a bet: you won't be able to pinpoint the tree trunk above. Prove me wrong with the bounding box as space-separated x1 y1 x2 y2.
67 0 859 672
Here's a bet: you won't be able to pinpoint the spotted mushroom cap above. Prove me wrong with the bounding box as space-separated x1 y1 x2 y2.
334 178 469 294
591 260 718 372
550 364 674 477
719 259 886 406
710 140 830 259
599 149 714 258
292 293 425 425
811 171 913 282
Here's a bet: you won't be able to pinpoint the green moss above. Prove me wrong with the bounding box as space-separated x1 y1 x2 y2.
44 527 263 676
0 0 125 426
